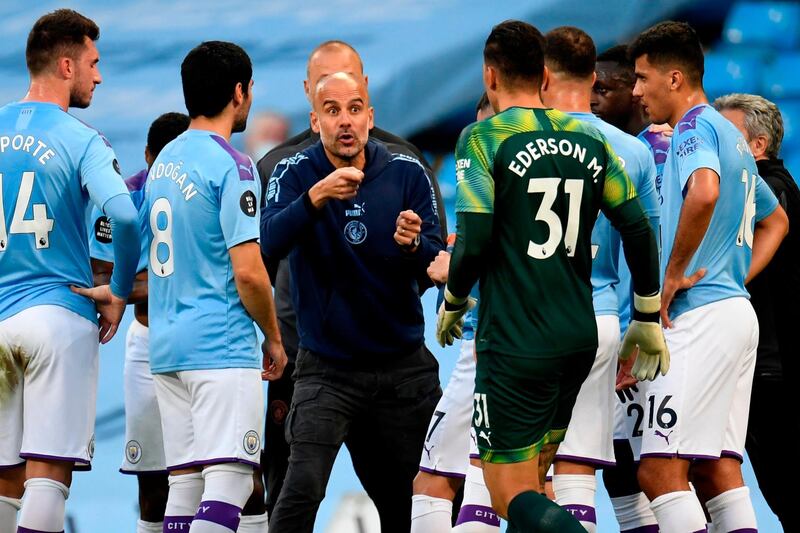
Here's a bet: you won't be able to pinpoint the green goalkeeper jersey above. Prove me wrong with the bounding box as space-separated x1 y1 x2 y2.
454 106 640 358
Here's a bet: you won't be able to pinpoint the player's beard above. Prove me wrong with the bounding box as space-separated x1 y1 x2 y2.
68 84 93 109
233 114 248 133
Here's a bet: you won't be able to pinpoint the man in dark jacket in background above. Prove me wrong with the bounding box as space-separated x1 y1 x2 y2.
716 93 800 532
255 41 446 517
261 71 443 533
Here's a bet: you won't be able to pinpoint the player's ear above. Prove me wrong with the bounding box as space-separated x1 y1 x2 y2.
669 70 683 92
367 106 374 130
541 66 550 93
310 110 320 134
751 134 768 159
233 82 244 106
364 74 369 87
591 71 597 85
483 64 498 93
144 146 154 168
57 56 73 80
303 79 311 102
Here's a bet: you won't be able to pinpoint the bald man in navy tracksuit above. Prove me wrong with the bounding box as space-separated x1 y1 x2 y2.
261 73 444 533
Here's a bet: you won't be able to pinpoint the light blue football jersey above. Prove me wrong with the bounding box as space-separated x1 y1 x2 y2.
568 113 660 317
661 104 777 319
0 101 128 323
619 127 671 333
88 169 149 271
145 129 261 373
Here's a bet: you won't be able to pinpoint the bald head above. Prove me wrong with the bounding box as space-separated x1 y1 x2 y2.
305 41 366 100
310 72 373 167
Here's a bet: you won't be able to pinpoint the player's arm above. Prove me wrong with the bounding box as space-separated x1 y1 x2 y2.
88 205 148 303
601 144 666 381
747 175 787 284
230 241 286 381
437 125 489 346
90 258 148 304
222 160 286 380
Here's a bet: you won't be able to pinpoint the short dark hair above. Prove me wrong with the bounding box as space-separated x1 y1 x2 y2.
26 9 99 75
596 44 636 85
147 112 190 158
484 20 546 88
544 26 596 79
476 92 491 114
629 21 704 86
181 41 252 119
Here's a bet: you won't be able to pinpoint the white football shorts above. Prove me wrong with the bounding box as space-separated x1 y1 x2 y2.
0 305 98 469
154 367 264 470
638 297 758 461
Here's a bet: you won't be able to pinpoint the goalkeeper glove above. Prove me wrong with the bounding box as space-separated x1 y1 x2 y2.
436 287 477 347
619 293 669 381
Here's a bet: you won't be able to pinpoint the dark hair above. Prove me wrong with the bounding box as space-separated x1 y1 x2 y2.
629 21 704 86
597 44 631 67
147 112 190 158
484 20 546 88
544 26 596 79
475 92 491 113
181 41 252 119
26 9 99 75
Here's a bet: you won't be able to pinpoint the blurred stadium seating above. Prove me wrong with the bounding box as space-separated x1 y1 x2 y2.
713 1 800 179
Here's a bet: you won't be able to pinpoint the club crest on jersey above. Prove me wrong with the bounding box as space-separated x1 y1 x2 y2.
243 430 261 455
344 220 367 245
126 440 142 464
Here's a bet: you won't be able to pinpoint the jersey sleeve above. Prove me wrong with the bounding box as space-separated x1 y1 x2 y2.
755 174 779 222
79 134 129 211
88 205 114 262
454 123 494 214
219 158 261 249
673 116 721 191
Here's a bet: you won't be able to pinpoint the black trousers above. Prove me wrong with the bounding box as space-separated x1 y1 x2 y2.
745 375 794 531
263 359 296 515
268 347 441 533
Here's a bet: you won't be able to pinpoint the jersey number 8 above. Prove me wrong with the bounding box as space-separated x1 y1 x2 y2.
149 197 174 277
0 171 55 251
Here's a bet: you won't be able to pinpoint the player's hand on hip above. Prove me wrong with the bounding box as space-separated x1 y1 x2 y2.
308 167 364 208
426 251 451 284
261 339 287 381
660 268 706 328
435 287 477 347
71 285 127 344
619 293 670 381
394 210 422 248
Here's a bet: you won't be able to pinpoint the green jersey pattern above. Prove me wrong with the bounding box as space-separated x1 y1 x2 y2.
454 107 637 357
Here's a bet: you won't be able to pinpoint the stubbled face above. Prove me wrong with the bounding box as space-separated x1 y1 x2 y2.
305 47 363 100
232 79 254 134
311 75 373 163
591 61 636 128
633 54 674 125
69 37 102 109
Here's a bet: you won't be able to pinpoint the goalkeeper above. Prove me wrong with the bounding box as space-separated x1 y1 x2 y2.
436 20 665 533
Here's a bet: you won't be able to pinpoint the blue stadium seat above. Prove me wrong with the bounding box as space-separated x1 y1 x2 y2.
723 2 800 50
776 99 800 154
762 54 800 99
703 52 763 99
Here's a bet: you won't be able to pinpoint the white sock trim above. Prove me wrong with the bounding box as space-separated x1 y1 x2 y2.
0 496 21 511
411 494 453 519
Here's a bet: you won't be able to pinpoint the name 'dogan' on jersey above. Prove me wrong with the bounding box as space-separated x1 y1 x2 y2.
149 160 198 201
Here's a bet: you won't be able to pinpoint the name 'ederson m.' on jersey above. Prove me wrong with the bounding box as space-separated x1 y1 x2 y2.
661 104 778 320
0 102 129 324
453 106 658 358
145 129 261 373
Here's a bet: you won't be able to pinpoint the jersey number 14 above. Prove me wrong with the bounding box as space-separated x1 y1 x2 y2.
0 171 55 251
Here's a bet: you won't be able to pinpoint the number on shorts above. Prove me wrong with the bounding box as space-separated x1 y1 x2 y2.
473 393 490 428
149 197 175 277
627 403 644 438
426 410 445 442
0 171 55 251
647 394 677 430
736 169 756 249
527 178 583 259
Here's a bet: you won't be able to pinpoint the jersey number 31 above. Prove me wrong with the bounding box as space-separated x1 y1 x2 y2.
527 178 583 259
